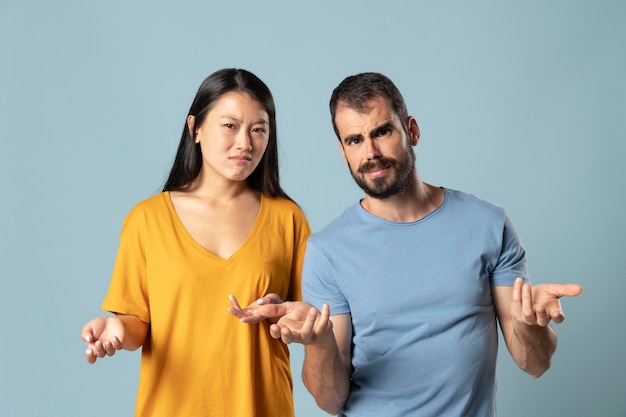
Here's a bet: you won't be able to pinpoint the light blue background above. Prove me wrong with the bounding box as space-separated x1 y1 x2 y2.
1 1 624 416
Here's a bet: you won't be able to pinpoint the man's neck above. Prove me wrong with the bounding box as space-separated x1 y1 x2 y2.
360 176 444 223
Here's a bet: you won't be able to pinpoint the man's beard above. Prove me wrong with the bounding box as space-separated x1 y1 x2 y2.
348 145 416 199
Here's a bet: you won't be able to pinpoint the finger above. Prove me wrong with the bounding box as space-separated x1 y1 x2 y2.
255 303 288 318
94 341 106 358
557 283 584 297
228 295 251 319
281 326 295 344
228 294 243 311
239 303 287 323
258 293 283 305
81 331 93 343
550 308 565 324
315 304 331 334
85 348 96 364
509 278 523 321
111 336 123 350
269 323 282 339
539 283 584 298
239 315 263 324
321 303 331 317
228 307 249 320
534 305 549 327
521 282 536 324
546 302 565 323
300 308 319 344
511 277 523 305
104 340 116 356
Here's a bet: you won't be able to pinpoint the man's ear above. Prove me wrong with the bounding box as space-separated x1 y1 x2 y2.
187 115 197 142
407 116 420 146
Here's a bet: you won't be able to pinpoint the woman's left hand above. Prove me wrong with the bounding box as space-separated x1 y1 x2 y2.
227 293 283 323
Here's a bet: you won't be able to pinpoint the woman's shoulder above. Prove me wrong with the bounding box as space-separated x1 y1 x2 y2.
123 192 170 221
263 195 303 213
262 195 309 225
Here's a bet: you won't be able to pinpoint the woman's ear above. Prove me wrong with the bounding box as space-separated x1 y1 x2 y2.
187 115 197 142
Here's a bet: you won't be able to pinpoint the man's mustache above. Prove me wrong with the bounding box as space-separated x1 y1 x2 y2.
358 158 395 174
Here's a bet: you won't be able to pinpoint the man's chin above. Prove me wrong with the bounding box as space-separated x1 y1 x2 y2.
361 184 396 200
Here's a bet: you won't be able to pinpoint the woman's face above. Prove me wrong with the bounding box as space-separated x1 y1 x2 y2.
190 91 270 184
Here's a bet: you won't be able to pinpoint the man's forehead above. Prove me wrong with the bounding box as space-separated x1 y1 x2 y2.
336 97 398 129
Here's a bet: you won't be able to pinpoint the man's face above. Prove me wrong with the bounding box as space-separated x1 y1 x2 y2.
335 97 419 199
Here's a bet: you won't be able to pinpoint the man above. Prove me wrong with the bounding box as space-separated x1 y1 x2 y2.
231 72 582 416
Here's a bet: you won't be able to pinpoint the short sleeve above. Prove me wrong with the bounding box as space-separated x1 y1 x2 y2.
490 212 530 286
101 207 151 323
301 239 350 314
287 207 311 302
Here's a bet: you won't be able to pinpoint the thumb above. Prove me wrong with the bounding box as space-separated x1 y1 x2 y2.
257 293 283 305
256 303 289 318
81 327 94 343
81 317 105 342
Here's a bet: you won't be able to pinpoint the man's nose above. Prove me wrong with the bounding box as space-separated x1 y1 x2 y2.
365 138 381 159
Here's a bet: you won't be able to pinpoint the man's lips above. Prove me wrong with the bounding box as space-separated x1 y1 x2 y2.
364 166 389 178
359 160 392 176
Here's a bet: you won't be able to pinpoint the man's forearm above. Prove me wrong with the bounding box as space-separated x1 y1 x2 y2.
510 323 557 378
302 337 350 415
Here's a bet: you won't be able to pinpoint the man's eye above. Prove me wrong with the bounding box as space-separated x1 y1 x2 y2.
375 128 390 137
224 123 236 129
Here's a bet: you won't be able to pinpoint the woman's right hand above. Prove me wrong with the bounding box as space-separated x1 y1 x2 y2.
80 316 125 364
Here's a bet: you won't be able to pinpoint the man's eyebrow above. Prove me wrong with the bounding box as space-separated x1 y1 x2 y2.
370 122 395 137
342 121 395 144
342 133 362 144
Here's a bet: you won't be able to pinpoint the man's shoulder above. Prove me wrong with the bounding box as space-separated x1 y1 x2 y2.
309 203 360 242
444 188 505 216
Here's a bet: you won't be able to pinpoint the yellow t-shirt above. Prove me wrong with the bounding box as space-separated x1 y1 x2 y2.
102 192 311 417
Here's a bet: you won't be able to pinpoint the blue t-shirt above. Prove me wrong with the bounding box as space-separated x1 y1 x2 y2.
302 188 528 417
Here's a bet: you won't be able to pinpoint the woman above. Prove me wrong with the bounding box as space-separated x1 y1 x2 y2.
81 68 310 417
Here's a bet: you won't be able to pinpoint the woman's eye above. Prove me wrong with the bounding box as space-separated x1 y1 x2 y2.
224 123 236 129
